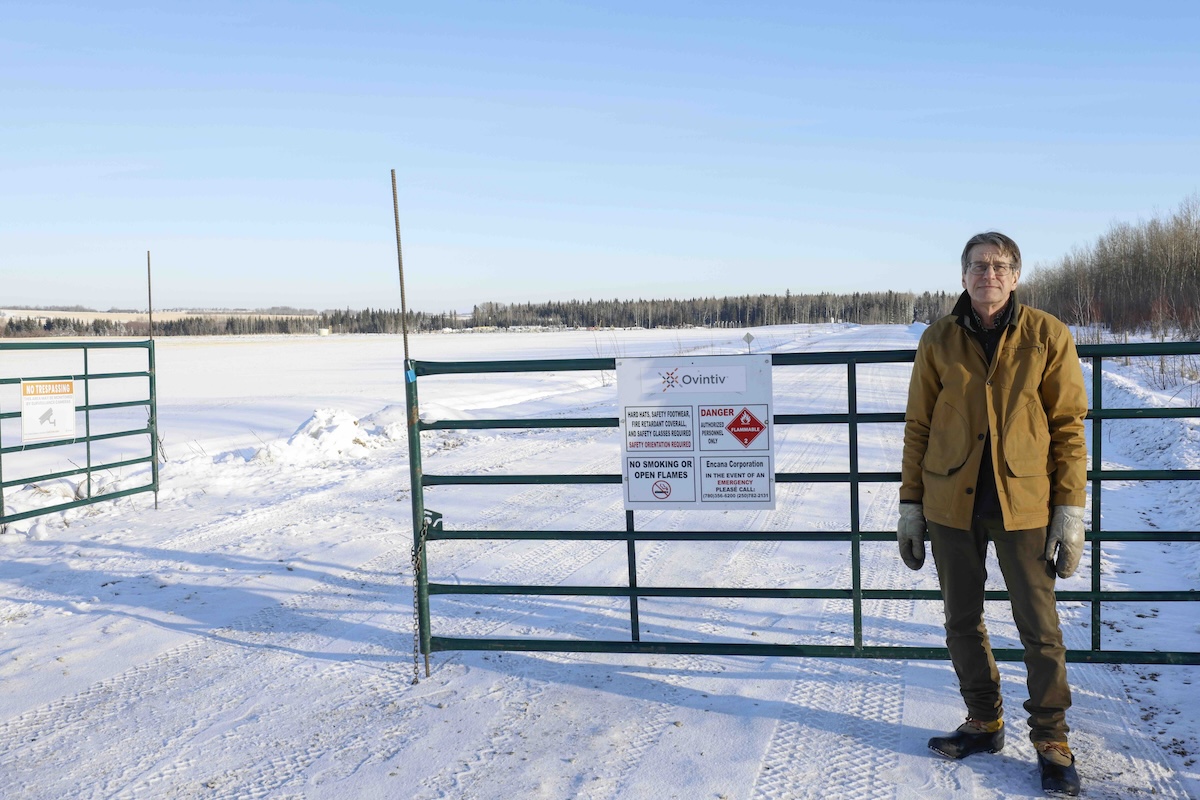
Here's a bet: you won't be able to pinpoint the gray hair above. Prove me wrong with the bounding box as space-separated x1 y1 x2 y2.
961 231 1022 274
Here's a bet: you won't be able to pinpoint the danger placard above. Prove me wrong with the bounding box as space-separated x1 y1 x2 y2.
698 404 770 451
618 355 774 510
727 407 766 446
21 380 77 444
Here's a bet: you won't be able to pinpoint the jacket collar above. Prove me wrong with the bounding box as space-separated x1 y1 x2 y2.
953 290 1020 333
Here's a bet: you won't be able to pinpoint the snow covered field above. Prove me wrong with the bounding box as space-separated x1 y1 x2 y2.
1 324 1198 799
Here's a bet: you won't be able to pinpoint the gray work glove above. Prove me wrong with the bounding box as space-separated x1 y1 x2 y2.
1046 505 1086 578
897 503 927 570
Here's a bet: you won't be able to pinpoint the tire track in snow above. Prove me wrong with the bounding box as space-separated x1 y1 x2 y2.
423 428 621 581
416 471 778 798
1053 662 1193 799
749 475 906 800
0 545 424 799
427 448 626 640
407 430 711 799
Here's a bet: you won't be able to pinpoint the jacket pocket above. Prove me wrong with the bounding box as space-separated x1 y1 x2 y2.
922 399 970 475
995 343 1046 390
1003 399 1053 514
1004 469 1051 515
1002 399 1052 476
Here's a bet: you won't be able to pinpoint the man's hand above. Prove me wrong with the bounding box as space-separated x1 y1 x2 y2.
897 503 927 570
1046 505 1086 578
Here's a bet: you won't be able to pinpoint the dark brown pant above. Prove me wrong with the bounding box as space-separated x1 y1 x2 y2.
928 517 1072 742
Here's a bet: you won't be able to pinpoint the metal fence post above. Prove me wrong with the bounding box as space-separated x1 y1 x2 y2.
847 360 863 650
1090 354 1103 651
405 359 432 676
627 510 640 641
83 348 93 499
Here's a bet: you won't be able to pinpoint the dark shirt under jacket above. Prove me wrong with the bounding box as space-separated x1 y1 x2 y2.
952 292 1016 521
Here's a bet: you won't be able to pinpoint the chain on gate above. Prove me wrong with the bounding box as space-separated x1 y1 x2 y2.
410 515 428 684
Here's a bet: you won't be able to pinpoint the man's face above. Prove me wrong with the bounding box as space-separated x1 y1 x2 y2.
962 243 1019 310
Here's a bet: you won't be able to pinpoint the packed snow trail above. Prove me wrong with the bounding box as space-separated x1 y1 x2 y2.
0 326 1196 799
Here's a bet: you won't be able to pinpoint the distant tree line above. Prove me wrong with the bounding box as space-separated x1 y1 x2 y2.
1 294 957 338
1021 194 1200 336
468 290 958 329
0 308 463 338
6 195 1197 338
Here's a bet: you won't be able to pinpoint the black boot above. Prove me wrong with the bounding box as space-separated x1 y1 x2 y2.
1036 742 1081 797
928 718 1005 759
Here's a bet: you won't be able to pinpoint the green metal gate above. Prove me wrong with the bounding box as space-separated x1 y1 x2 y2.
406 342 1200 666
0 340 159 526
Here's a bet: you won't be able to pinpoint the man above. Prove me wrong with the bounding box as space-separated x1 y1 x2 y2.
898 231 1088 797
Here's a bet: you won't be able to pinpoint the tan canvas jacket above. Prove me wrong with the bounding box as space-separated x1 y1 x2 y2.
901 294 1088 531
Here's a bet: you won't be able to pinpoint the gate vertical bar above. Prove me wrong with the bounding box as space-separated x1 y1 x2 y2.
626 510 640 641
847 360 863 649
149 339 159 505
407 363 432 663
148 251 159 508
1090 354 1103 651
0 388 5 518
83 348 93 498
393 168 431 677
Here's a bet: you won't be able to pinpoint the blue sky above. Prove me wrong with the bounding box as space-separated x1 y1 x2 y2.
3 1 1198 313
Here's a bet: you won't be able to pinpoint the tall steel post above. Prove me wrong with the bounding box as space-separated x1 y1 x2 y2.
394 169 431 678
148 251 159 508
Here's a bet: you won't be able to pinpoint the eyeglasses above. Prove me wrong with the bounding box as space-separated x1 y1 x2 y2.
966 262 1015 276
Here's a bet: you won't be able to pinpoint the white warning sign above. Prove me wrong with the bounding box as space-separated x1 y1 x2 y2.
21 380 77 444
617 354 774 510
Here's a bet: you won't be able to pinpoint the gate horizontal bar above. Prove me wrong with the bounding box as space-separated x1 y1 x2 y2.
428 583 1196 603
428 637 1200 665
416 357 614 375
1 455 155 490
426 528 1200 543
1077 341 1200 357
0 340 151 351
424 473 622 486
421 471 904 486
1 426 153 456
1088 469 1200 480
0 482 155 524
428 529 899 541
0 370 151 386
1 399 152 422
422 469 1199 486
772 350 916 366
82 399 153 413
1089 408 1200 420
775 412 904 425
430 583 858 599
420 417 618 431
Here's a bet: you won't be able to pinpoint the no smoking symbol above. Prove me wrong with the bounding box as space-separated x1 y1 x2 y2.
652 481 671 499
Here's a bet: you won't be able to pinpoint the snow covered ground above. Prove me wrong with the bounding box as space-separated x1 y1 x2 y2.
1 324 1197 799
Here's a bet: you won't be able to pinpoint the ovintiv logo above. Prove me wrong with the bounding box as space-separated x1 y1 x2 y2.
643 365 747 394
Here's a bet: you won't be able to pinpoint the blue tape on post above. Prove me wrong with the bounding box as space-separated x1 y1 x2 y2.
406 369 416 383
